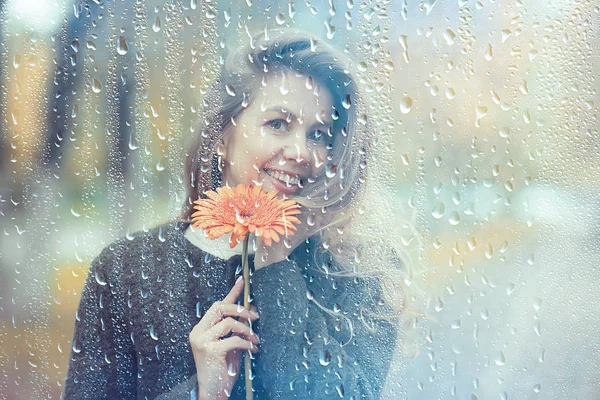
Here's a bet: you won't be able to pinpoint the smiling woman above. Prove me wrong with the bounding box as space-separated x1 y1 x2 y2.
64 28 408 400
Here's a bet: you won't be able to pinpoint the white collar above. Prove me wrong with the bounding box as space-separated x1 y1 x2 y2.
184 224 255 260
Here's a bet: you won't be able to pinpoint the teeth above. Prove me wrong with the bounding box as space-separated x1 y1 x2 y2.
265 169 300 185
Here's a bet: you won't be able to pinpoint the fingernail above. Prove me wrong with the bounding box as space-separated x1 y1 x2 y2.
250 310 259 318
236 275 243 284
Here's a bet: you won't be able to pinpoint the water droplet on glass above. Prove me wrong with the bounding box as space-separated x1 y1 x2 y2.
448 211 460 225
495 351 505 366
475 106 488 127
152 16 162 32
431 202 445 219
117 36 128 55
92 79 102 93
275 13 285 25
319 349 331 366
225 84 236 97
443 29 456 45
150 325 158 341
399 96 413 114
342 94 352 109
324 19 336 39
434 297 444 312
485 44 493 61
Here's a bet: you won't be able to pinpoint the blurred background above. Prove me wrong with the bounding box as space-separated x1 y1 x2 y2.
1 0 599 399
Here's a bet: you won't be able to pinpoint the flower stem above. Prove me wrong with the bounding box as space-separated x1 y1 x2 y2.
242 235 253 400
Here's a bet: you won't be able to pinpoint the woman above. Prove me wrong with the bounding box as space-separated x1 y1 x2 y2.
64 29 407 399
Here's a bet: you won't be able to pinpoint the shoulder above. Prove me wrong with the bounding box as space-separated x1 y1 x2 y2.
91 219 188 280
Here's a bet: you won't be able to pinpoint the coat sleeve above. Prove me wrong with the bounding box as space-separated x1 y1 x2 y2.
251 260 399 399
64 245 199 400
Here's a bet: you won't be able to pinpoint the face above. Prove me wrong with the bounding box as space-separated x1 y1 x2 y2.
221 70 334 197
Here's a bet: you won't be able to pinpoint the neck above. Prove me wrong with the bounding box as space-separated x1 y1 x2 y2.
184 225 255 259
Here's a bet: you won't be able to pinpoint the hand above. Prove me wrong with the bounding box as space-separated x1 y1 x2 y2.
254 211 319 270
189 277 260 400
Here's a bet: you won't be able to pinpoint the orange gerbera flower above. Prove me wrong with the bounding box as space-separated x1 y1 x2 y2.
191 184 301 248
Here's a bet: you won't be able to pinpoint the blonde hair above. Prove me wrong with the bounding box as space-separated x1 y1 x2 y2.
181 28 420 351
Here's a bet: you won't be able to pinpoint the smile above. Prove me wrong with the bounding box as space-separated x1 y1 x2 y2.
264 169 303 186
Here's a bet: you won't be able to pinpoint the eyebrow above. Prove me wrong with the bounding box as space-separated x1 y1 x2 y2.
265 107 333 125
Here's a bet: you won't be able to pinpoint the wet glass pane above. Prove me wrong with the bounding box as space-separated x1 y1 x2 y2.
1 0 599 398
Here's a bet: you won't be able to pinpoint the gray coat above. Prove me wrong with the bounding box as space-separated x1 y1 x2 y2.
64 220 398 399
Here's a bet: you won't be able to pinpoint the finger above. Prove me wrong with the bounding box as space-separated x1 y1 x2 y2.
223 276 245 304
208 317 260 344
192 301 258 333
215 336 259 355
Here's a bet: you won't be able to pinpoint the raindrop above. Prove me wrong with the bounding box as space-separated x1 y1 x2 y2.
72 340 82 354
319 349 331 366
451 320 461 329
342 94 352 109
325 164 336 178
434 297 444 312
150 325 158 341
431 202 445 219
152 17 162 32
484 44 493 61
527 253 534 265
528 49 538 61
519 80 529 94
485 243 493 259
443 29 456 45
480 309 489 320
538 348 545 363
94 270 107 286
448 211 460 225
467 237 477 251
495 351 505 366
324 19 336 39
92 79 103 93
225 84 236 97
507 282 516 295
383 61 394 71
398 35 409 63
117 36 128 55
475 106 488 127
227 360 238 376
399 96 413 114
206 8 217 19
446 88 456 99
275 13 285 25
423 0 438 15
279 74 289 95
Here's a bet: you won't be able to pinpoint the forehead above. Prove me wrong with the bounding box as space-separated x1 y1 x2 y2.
256 71 334 114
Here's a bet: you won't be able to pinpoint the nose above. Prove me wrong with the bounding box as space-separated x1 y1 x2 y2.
282 130 310 165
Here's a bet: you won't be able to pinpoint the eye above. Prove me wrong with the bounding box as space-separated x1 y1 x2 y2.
266 119 289 132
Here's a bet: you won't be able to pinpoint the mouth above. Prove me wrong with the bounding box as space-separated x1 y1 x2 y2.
263 168 305 193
